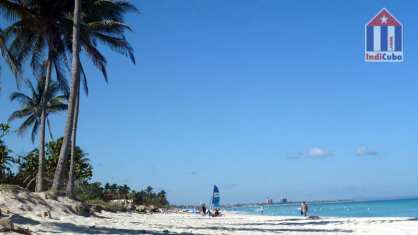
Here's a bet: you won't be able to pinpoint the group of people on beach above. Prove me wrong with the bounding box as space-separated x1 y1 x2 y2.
197 201 308 218
199 204 221 217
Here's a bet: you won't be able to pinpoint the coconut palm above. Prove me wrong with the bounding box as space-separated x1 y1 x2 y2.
0 0 73 191
0 0 136 195
8 77 67 191
61 0 81 198
52 0 137 197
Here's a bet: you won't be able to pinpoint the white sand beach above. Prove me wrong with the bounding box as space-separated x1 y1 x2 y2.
4 210 418 235
1 187 418 235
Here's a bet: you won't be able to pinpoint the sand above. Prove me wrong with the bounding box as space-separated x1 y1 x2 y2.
1 210 418 235
1 186 418 234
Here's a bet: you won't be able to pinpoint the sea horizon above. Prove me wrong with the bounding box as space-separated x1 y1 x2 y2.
227 198 418 218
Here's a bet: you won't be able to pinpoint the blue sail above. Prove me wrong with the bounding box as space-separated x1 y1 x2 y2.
212 185 220 208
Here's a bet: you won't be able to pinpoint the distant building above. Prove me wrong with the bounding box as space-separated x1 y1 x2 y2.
266 198 273 204
281 198 288 203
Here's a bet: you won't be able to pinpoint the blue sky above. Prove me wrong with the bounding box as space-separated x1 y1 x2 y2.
1 0 418 205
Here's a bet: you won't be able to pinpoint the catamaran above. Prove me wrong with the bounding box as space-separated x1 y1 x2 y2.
212 185 220 208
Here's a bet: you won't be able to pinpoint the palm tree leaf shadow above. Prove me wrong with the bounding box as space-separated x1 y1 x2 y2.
176 225 352 233
46 221 203 235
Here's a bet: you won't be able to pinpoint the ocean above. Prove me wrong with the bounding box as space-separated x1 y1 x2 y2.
228 198 418 217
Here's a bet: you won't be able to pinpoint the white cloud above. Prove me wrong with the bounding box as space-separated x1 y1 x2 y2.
307 147 332 158
356 146 379 157
286 148 333 160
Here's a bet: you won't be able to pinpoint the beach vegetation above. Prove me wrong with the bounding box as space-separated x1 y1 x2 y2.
0 133 14 182
78 182 169 208
0 133 170 208
0 0 170 213
50 0 137 197
13 137 92 191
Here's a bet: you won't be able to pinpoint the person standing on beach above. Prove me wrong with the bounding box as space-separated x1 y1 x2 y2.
201 204 207 215
300 201 308 217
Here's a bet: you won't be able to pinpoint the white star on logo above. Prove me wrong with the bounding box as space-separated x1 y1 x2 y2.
380 15 388 24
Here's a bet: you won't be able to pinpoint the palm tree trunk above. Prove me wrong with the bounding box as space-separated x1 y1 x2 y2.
35 57 52 192
50 0 81 195
66 80 79 198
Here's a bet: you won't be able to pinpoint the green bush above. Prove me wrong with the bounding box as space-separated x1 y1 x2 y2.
86 199 127 213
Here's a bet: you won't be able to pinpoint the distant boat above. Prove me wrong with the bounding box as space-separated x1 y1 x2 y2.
212 185 220 208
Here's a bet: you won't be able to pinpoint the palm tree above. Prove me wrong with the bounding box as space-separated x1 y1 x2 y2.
66 81 80 197
145 186 153 194
60 0 82 198
0 123 14 182
0 0 73 191
118 184 130 199
8 78 67 191
52 0 137 196
0 0 136 195
0 139 14 181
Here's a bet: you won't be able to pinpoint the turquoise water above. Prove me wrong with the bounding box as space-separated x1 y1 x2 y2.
228 198 418 217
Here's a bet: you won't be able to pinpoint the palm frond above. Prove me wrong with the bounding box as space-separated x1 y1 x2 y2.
0 0 30 22
17 115 36 137
80 36 108 81
46 117 53 140
8 108 32 122
92 33 135 64
53 59 69 97
0 29 22 83
79 62 88 95
87 20 132 35
9 91 31 105
47 100 68 113
30 34 46 76
30 118 39 143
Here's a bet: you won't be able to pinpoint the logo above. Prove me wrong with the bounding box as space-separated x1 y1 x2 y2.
365 8 403 62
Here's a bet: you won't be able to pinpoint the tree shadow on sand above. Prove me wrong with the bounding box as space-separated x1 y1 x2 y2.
10 214 41 226
45 221 202 235
175 225 353 233
235 220 346 227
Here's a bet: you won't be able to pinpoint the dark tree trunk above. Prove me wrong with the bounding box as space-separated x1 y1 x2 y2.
50 0 81 195
36 58 52 192
66 81 79 198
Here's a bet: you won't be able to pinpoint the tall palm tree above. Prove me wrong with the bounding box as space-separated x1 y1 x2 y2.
0 0 135 195
0 0 73 191
52 0 137 196
63 0 81 194
8 78 67 191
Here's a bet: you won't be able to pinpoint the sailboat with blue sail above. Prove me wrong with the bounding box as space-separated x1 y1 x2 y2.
212 185 220 208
